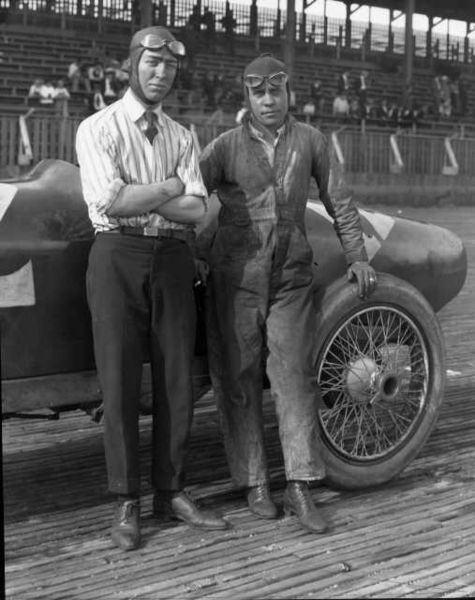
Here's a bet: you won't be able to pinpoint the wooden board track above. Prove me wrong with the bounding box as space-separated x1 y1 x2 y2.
4 206 475 600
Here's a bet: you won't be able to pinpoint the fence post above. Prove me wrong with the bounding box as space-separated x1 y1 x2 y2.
331 131 345 167
389 133 403 174
442 137 459 176
18 114 33 167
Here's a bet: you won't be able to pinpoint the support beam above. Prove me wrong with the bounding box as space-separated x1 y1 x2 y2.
284 0 296 86
345 1 351 48
349 3 362 16
390 10 404 24
139 0 153 28
403 0 414 109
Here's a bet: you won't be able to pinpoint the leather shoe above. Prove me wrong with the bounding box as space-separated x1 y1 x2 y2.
153 491 229 530
111 498 141 550
246 484 278 519
283 481 328 534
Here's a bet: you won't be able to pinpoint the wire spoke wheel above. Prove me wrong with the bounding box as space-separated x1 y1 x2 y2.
314 273 445 489
317 306 429 461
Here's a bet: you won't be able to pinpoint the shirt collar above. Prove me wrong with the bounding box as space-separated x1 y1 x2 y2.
245 112 289 145
122 88 165 127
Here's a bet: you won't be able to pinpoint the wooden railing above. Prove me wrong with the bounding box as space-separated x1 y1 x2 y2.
2 114 475 177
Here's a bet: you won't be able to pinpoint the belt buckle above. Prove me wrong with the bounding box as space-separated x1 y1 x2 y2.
143 226 159 237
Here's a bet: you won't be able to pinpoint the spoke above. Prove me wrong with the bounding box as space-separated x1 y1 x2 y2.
320 373 344 389
378 403 409 437
330 402 357 448
362 404 397 450
343 321 367 359
352 406 370 456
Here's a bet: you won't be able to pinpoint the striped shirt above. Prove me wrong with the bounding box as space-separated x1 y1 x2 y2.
75 87 207 232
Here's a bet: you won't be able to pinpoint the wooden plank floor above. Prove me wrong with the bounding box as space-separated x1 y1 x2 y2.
4 206 475 600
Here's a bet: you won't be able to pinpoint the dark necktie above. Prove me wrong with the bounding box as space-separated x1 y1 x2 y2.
144 110 158 145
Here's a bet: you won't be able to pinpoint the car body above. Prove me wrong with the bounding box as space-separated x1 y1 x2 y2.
0 159 468 488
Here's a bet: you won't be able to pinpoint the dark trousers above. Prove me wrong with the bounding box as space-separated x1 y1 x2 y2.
86 233 196 495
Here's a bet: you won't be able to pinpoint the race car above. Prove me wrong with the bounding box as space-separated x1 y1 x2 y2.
0 159 467 490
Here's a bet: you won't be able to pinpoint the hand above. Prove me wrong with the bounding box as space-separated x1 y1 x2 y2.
347 261 377 299
194 259 210 288
164 176 184 199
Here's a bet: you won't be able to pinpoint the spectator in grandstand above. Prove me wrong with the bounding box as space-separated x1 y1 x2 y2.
302 98 316 123
309 76 324 116
67 58 84 93
27 78 44 106
201 70 216 109
53 78 70 117
89 82 106 114
432 74 442 119
337 70 351 96
87 59 105 92
75 25 228 553
439 75 452 118
355 69 369 119
206 102 225 125
103 67 121 105
450 77 460 116
213 66 228 107
198 53 376 536
459 77 468 117
332 92 350 121
116 57 130 89
230 72 244 109
376 97 391 125
349 95 360 122
39 79 56 107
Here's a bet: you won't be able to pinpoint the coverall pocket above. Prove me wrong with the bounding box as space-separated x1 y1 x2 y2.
291 226 314 265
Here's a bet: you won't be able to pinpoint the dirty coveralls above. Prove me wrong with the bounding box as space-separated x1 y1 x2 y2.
199 115 367 488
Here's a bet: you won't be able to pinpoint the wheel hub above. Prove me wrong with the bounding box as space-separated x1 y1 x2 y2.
346 357 401 403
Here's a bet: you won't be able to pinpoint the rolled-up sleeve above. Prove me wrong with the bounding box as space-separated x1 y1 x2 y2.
177 131 208 209
75 119 126 219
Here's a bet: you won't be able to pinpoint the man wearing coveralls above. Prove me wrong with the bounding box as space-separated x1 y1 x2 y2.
198 54 377 533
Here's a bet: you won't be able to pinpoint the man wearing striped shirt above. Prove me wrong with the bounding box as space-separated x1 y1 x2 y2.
76 26 228 551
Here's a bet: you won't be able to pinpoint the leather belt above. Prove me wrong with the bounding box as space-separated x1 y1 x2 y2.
119 226 193 243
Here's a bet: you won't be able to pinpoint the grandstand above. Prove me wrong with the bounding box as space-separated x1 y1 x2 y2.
1 0 475 188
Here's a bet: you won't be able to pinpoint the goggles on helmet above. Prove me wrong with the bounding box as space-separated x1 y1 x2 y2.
140 35 186 58
243 71 288 89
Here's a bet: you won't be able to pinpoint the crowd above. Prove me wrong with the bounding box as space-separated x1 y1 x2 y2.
24 17 470 129
26 55 130 116
299 67 470 129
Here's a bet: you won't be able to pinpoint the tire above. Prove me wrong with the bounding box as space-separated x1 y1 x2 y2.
314 272 446 490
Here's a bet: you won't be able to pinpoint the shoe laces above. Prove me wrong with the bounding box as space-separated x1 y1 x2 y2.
253 485 270 501
290 482 313 507
118 500 138 524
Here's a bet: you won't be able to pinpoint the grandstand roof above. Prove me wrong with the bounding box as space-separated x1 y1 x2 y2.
342 0 474 24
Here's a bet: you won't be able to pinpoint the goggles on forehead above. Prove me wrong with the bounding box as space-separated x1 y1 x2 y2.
140 35 186 58
243 71 288 89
